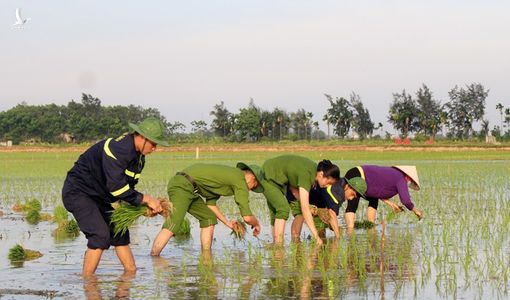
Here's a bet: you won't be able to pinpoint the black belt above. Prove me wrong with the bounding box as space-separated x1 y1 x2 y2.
176 172 199 193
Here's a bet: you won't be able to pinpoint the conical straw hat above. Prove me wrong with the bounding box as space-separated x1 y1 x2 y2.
393 166 420 190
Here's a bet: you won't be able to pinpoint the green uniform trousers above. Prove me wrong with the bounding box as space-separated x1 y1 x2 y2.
162 175 217 232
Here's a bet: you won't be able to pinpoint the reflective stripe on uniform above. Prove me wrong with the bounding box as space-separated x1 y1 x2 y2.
326 185 339 204
111 184 130 196
103 138 117 160
356 166 365 180
124 169 141 179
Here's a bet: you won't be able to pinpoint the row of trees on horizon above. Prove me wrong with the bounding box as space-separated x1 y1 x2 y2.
0 83 509 144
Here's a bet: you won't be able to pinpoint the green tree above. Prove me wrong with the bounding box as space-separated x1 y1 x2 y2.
416 84 442 140
233 99 261 141
271 108 289 140
190 120 208 134
290 109 314 140
323 94 352 139
350 92 374 140
210 101 233 137
496 103 504 135
388 90 419 138
445 83 489 139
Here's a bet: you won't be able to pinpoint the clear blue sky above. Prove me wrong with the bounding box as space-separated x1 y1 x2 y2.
1 1 509 133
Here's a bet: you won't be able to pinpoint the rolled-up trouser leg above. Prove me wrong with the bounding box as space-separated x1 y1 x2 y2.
262 181 290 225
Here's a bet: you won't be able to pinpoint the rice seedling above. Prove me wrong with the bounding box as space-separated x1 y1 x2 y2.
53 205 68 223
25 199 42 212
111 198 173 237
230 218 247 240
25 209 40 225
354 220 376 229
8 244 43 263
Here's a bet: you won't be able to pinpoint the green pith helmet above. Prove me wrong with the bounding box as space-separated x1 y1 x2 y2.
236 162 264 193
128 117 170 146
345 177 367 197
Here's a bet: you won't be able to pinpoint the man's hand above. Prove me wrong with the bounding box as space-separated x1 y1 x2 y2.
314 235 324 246
143 195 162 214
243 215 261 237
413 208 423 220
227 219 238 230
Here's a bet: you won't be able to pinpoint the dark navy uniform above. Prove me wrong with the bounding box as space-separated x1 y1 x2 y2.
62 133 145 249
286 180 344 215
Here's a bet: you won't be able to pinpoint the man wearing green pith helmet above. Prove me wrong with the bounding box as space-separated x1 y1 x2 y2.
62 117 168 276
151 163 263 256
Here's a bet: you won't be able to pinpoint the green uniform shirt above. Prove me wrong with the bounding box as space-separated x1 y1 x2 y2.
262 155 317 193
182 164 253 216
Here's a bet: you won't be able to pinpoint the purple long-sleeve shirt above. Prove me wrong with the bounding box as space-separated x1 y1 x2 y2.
361 165 415 210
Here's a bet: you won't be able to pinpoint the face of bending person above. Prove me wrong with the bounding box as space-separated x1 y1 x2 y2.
344 185 358 201
244 171 258 191
135 135 157 155
315 171 337 188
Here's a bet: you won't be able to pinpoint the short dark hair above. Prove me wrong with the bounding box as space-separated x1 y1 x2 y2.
317 160 340 179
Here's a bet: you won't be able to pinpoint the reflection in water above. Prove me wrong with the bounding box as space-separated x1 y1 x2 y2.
258 228 416 299
137 229 416 299
83 271 135 300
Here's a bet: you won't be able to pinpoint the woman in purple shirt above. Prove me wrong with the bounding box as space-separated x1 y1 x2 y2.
344 165 423 228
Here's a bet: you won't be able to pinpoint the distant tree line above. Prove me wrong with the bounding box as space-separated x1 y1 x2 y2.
0 94 168 144
0 83 509 144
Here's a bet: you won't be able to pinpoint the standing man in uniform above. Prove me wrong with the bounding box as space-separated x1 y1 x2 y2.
150 162 264 256
261 156 338 246
62 117 168 276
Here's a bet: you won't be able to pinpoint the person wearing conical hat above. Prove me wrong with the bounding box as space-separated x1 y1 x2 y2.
62 117 169 276
150 162 263 256
342 165 423 228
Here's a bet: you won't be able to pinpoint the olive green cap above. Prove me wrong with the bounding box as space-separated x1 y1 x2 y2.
345 177 367 197
128 117 170 146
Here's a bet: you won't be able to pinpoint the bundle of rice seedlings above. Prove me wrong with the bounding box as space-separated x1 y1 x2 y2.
317 208 331 224
14 199 44 224
8 244 43 263
111 198 173 237
231 218 247 240
25 199 42 212
53 205 69 223
354 220 376 229
64 219 80 235
25 209 41 225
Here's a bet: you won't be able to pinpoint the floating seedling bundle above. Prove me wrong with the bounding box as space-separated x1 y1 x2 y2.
111 198 173 237
52 205 80 238
8 244 43 265
13 199 51 224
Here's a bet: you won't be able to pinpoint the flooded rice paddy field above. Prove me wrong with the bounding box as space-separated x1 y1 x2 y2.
0 149 509 299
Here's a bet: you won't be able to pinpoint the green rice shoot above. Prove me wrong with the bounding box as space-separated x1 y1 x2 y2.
53 205 69 223
8 244 43 263
111 203 148 237
231 218 247 240
25 209 41 225
354 220 376 229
